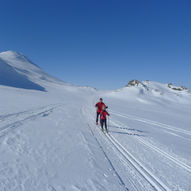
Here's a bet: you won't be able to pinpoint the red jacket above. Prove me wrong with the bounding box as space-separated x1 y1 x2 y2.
100 110 110 120
95 102 106 113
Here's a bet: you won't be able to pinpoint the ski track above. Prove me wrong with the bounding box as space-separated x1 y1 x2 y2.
0 104 61 139
84 101 170 191
0 104 60 122
110 111 191 137
91 98 178 190
111 116 191 174
82 104 141 191
89 121 170 191
87 123 130 191
0 110 30 122
89 97 191 190
136 136 191 173
104 132 171 191
96 126 142 191
81 103 130 191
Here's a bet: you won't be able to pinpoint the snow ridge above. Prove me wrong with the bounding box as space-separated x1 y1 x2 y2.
0 50 64 91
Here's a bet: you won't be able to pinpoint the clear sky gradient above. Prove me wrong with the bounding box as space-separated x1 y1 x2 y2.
0 0 191 89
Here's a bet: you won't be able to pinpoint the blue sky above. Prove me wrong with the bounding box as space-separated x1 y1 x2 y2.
0 0 191 89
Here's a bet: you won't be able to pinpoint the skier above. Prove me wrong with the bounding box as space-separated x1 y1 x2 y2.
100 106 110 133
95 98 107 125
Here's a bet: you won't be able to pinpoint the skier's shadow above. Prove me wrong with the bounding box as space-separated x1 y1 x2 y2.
110 125 145 133
109 125 145 137
109 130 145 137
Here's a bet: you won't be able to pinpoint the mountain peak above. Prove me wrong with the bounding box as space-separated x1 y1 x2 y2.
0 50 64 91
0 50 23 57
126 79 149 90
0 50 40 68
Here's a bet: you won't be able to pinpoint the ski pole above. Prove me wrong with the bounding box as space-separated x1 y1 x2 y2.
108 116 110 133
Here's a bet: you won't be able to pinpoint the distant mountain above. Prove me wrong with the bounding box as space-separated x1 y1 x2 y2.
106 79 191 104
0 50 63 91
126 80 190 92
126 80 190 94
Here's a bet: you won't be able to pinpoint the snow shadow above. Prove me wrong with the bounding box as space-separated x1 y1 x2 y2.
41 110 53 117
109 130 145 137
0 59 46 91
109 125 145 133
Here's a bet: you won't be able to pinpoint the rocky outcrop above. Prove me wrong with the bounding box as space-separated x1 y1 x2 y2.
168 83 189 91
126 80 149 90
126 80 141 87
168 83 188 91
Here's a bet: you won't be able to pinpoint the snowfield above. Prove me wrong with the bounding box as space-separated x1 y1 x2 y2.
0 51 191 191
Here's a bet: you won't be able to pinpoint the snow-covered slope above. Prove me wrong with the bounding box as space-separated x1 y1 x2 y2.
0 51 64 91
107 80 191 104
0 52 191 191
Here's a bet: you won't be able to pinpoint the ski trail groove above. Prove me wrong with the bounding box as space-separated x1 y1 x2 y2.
0 104 60 138
87 123 129 191
83 100 169 190
111 118 191 174
137 136 191 173
87 118 168 190
82 104 136 191
0 104 54 122
110 111 191 137
106 133 171 191
96 126 141 191
0 110 30 122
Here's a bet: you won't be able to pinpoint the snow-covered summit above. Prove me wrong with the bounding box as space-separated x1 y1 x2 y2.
126 79 190 93
126 79 149 90
106 80 191 104
0 50 41 70
0 50 64 91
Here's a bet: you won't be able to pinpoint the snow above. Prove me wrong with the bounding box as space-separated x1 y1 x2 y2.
0 51 64 91
0 51 191 190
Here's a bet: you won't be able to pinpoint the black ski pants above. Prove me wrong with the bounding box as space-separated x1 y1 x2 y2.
100 119 107 130
96 112 100 123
